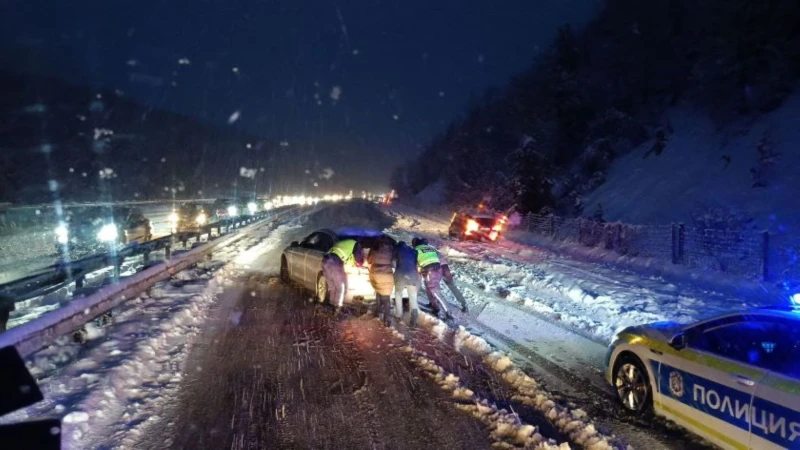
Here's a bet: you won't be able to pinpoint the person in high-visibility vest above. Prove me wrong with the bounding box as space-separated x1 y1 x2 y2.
323 238 364 314
412 237 452 320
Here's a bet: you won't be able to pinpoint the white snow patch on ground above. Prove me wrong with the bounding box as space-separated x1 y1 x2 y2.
395 334 568 449
413 313 626 450
387 205 772 344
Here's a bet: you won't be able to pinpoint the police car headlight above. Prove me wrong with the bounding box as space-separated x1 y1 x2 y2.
247 202 258 214
196 212 207 225
227 205 239 217
97 224 118 242
55 225 69 244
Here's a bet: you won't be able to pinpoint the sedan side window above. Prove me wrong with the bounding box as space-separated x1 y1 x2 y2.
300 233 320 248
691 320 796 372
317 234 335 252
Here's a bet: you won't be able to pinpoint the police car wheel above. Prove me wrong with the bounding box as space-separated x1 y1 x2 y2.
613 354 652 414
316 275 329 304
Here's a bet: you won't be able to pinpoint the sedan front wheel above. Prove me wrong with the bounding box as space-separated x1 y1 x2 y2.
316 274 329 304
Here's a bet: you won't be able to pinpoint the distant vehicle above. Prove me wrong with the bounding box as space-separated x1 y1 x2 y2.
448 211 507 242
280 228 396 303
169 203 208 234
212 198 238 219
55 207 152 254
605 307 800 450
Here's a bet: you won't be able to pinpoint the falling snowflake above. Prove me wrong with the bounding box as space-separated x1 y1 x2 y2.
352 49 360 55
232 67 239 73
99 168 116 179
279 140 289 148
240 167 257 179
69 168 74 173
313 182 319 187
126 59 138 67
94 128 114 140
393 114 399 121
246 143 252 149
161 157 166 163
178 58 191 65
439 91 445 97
330 86 342 101
319 168 335 180
228 110 241 124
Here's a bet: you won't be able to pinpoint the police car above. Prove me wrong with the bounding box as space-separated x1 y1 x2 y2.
605 307 800 450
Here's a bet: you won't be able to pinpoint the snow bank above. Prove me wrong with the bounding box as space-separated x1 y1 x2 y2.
584 93 800 232
415 313 628 450
402 343 567 449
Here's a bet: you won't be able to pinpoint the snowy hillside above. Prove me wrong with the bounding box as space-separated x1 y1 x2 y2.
584 93 800 232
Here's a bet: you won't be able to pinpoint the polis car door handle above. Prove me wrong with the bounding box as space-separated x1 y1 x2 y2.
732 374 755 387
650 348 663 356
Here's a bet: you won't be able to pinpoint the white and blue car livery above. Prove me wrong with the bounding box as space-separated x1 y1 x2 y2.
605 308 800 450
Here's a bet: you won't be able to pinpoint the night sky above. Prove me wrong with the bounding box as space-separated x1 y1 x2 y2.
1 0 599 193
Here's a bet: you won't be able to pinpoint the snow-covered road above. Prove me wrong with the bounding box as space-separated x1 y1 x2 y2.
5 202 741 449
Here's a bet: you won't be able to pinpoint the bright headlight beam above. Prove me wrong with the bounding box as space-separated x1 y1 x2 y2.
97 223 118 242
55 225 69 244
227 205 239 217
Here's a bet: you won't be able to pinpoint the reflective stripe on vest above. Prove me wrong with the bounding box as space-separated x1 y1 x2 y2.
415 244 440 267
329 239 357 264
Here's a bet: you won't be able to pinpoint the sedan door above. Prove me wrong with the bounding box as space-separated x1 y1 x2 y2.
655 317 766 450
747 319 800 450
303 233 335 290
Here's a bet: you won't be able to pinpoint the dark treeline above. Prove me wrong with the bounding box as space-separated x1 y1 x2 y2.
391 0 800 216
0 71 275 204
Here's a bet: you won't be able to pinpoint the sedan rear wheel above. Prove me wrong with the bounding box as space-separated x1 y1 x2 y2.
316 274 329 304
614 354 652 414
280 256 290 282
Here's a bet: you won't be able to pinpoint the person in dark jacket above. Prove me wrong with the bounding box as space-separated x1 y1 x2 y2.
412 237 452 320
392 241 420 326
368 237 395 326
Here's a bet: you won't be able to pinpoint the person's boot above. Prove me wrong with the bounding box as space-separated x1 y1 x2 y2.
409 309 418 327
461 305 468 313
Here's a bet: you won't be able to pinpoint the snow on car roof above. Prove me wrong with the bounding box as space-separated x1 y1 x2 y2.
333 227 385 238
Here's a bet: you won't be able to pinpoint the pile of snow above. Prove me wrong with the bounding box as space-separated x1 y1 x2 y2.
584 94 800 232
414 313 627 450
401 343 566 449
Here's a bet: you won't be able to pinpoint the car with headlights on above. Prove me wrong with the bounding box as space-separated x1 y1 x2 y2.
280 228 396 304
448 211 507 242
55 207 152 255
168 203 209 234
605 307 800 450
212 198 238 220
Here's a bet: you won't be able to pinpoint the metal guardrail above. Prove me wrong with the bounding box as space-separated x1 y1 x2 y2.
0 206 305 357
1 198 220 211
0 207 294 308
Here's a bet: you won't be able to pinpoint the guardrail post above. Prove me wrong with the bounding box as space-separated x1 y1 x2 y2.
143 251 150 263
615 223 623 251
678 223 686 264
762 231 770 281
165 245 172 260
549 215 556 236
75 276 85 289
